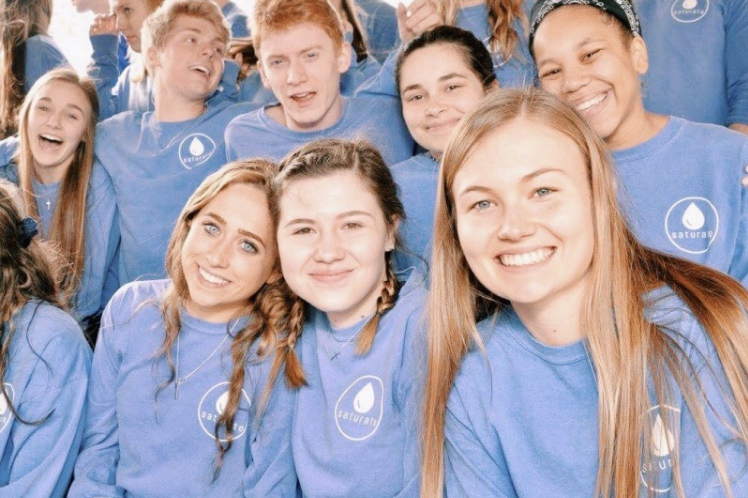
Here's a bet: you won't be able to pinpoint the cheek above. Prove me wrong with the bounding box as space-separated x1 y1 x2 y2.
401 103 423 130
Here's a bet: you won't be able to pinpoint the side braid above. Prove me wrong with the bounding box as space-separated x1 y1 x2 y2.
355 254 400 355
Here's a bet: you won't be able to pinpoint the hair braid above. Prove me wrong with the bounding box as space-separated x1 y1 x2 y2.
355 253 400 356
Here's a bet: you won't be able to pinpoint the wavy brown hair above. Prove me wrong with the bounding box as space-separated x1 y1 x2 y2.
15 68 99 307
423 88 748 497
268 139 405 389
157 160 294 472
432 0 528 63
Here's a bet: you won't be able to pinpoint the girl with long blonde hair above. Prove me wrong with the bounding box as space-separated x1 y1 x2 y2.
422 88 748 497
0 180 91 497
0 68 118 340
70 160 297 498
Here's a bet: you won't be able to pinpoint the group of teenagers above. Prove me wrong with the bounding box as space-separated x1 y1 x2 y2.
0 0 748 496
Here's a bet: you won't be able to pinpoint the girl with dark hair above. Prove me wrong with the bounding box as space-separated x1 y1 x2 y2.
271 139 427 498
0 68 118 340
0 180 90 497
70 160 297 498
0 0 70 138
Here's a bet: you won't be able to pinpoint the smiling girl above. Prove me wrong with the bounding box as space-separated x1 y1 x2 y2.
0 69 118 339
422 88 748 498
271 139 427 498
70 160 297 498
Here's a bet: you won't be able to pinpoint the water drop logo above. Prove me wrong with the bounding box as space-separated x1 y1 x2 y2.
640 405 680 493
671 0 708 22
178 133 216 169
665 197 718 254
197 382 251 441
0 384 14 434
335 376 384 441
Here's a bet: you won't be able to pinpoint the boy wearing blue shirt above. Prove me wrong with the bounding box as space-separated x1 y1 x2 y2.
95 0 255 285
224 0 414 166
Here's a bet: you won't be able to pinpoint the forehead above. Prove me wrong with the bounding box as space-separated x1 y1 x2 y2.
534 5 622 53
400 45 476 85
455 118 586 187
32 80 91 111
259 22 337 55
112 0 142 9
199 183 273 228
279 170 383 218
167 15 225 43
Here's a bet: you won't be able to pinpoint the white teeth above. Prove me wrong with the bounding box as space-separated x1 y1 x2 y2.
40 134 62 144
499 248 554 267
191 65 210 75
199 266 228 285
293 92 312 99
577 92 607 112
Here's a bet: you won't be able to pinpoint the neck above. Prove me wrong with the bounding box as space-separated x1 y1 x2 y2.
33 161 69 185
459 0 485 7
153 79 207 122
512 285 587 346
606 106 668 151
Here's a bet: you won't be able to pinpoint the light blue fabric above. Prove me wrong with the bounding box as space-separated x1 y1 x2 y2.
24 35 71 92
87 34 242 121
356 0 400 64
0 139 120 323
293 271 427 498
636 0 748 127
225 96 414 165
391 153 438 273
445 290 748 497
612 117 748 286
94 102 255 285
222 1 250 39
69 279 297 498
0 301 91 498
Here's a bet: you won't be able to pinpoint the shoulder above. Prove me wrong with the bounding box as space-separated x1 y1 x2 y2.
106 279 170 322
0 136 19 169
348 95 399 113
672 117 748 148
14 301 90 366
96 109 143 135
26 35 64 55
226 107 265 131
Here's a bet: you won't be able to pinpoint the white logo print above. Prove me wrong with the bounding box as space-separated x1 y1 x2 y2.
0 384 13 434
197 382 251 441
671 0 709 23
664 197 719 254
640 405 680 493
178 133 217 169
335 376 384 441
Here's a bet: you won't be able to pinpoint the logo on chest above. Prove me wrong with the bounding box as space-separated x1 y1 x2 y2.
197 381 251 441
640 404 680 493
334 375 384 441
671 0 709 22
178 133 217 169
664 197 719 254
0 384 14 434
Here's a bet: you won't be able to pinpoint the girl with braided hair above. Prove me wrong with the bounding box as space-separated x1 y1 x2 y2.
271 138 427 498
70 160 297 498
0 180 90 497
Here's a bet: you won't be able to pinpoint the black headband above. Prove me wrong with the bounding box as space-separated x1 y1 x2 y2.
529 0 641 49
18 217 38 248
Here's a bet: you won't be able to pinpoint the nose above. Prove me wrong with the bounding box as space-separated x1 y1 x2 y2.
287 58 308 85
115 14 126 31
313 230 344 263
206 237 231 268
46 111 62 129
496 202 535 241
560 64 590 95
199 42 216 59
426 96 446 117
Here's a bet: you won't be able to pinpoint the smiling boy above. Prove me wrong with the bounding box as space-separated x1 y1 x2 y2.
224 0 414 166
95 0 255 285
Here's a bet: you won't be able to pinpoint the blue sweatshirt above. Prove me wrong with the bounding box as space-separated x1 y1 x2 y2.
222 1 250 38
0 301 91 498
69 279 297 498
445 290 748 497
293 272 427 498
225 96 414 165
612 117 748 286
94 102 255 285
392 153 439 273
24 35 71 92
636 0 748 127
87 35 242 121
356 0 400 64
0 143 120 322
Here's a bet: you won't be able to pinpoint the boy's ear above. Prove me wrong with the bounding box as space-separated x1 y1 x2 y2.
257 60 271 89
337 41 352 74
147 45 160 72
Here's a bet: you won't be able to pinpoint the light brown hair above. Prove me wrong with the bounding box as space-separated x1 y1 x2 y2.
423 87 748 498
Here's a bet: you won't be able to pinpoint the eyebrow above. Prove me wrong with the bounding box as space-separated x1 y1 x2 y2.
283 210 375 227
264 44 324 60
204 212 266 249
457 167 566 197
401 72 468 94
536 36 603 68
37 97 85 114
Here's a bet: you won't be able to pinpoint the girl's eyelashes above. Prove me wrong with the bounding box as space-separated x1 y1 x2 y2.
240 240 258 254
471 199 494 212
203 221 220 235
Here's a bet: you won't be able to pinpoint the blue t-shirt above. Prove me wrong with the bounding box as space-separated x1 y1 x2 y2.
0 141 120 322
445 291 748 497
293 271 427 498
392 152 439 273
356 0 400 64
636 0 748 127
612 117 748 286
222 1 250 38
0 301 91 498
225 96 414 165
24 35 71 92
94 102 256 285
69 279 297 498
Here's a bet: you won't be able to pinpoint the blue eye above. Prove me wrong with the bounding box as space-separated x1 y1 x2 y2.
534 187 554 197
241 240 257 253
203 222 219 235
472 200 494 211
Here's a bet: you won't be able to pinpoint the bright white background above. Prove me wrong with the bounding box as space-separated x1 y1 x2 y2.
49 0 401 73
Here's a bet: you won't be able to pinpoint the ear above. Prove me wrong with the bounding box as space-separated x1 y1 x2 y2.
629 35 649 75
337 41 352 74
257 60 271 89
147 45 161 72
385 216 400 252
